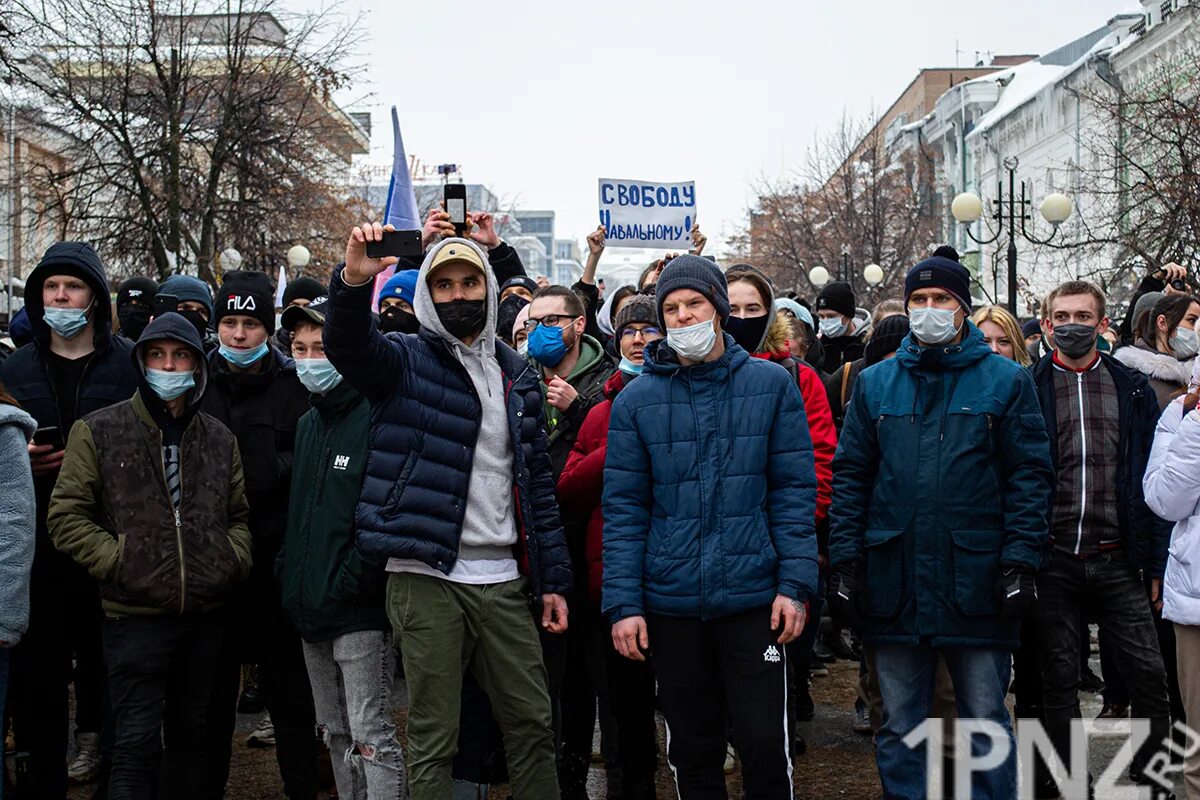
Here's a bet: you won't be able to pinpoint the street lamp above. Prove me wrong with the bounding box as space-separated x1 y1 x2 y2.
219 247 243 275
808 265 830 288
287 245 311 269
951 156 1073 315
864 264 884 287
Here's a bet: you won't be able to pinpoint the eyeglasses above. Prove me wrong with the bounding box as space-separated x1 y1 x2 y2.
620 326 662 340
523 314 579 331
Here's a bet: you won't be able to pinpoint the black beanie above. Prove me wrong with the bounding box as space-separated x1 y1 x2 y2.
655 255 730 325
932 245 961 262
904 256 972 312
216 270 276 333
864 314 911 366
815 282 855 318
117 276 158 309
281 276 326 307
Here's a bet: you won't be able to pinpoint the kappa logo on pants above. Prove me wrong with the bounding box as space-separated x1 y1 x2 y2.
763 645 781 663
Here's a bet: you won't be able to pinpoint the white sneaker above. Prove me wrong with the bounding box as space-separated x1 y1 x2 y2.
723 744 736 775
67 732 101 784
246 714 276 748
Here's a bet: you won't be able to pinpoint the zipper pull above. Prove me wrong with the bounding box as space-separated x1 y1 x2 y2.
174 509 182 528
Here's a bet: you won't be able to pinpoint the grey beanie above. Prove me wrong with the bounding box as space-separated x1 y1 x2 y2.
613 293 657 338
1133 291 1165 333
655 255 729 326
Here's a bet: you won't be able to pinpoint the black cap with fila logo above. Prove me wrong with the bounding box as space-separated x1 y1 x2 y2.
216 269 276 333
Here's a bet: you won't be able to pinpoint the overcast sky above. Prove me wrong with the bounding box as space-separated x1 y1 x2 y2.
286 0 1140 279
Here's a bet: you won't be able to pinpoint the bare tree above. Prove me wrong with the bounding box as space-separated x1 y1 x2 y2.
1 0 365 286
733 114 942 304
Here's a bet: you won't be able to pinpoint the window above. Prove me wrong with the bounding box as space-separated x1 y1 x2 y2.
1162 1 1173 21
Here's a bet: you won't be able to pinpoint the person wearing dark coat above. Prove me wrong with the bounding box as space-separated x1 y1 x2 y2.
325 225 570 800
0 242 141 799
197 269 316 800
272 275 327 354
814 281 868 374
114 276 158 341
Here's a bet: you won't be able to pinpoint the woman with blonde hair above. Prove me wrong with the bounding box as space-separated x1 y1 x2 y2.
971 305 1032 367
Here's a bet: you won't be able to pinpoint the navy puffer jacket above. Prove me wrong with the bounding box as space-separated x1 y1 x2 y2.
602 334 818 622
323 261 571 598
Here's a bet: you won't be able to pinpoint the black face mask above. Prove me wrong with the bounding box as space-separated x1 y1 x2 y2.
496 294 529 346
724 314 771 354
118 306 152 341
380 306 420 335
1053 323 1098 360
179 309 210 340
435 300 487 341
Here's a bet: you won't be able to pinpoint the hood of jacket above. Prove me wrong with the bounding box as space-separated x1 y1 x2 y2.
24 242 114 347
1115 339 1193 387
602 369 627 400
759 314 791 357
0 401 38 442
894 321 994 373
132 312 209 409
413 237 498 359
567 333 609 383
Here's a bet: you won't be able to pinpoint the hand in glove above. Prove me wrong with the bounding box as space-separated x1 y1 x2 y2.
996 564 1037 620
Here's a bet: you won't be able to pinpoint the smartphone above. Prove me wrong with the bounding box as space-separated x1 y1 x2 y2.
153 293 179 317
365 229 423 259
33 426 62 449
444 183 468 237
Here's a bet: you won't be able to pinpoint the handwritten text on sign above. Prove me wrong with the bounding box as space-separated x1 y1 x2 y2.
598 179 695 249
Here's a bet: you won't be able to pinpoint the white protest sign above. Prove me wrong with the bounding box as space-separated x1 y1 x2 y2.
598 178 695 249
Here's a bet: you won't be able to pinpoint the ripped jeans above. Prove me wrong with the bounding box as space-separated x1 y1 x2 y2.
302 630 408 800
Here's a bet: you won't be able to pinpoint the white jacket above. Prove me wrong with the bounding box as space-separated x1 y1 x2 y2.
1144 397 1200 626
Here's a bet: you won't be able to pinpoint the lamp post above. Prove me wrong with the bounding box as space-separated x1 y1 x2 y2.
951 156 1073 315
286 245 311 271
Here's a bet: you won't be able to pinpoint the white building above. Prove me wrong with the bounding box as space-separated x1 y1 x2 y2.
897 0 1198 313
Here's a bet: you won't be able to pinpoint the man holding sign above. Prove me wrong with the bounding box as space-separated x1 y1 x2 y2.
599 178 696 249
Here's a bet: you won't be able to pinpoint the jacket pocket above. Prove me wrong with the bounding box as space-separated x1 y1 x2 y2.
951 528 1003 616
862 528 905 619
383 450 419 515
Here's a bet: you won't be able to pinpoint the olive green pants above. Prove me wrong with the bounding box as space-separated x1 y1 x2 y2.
386 572 559 800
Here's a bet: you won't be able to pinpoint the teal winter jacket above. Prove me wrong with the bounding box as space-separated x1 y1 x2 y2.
828 323 1054 648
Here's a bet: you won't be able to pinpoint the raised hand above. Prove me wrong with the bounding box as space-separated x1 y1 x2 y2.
344 222 399 285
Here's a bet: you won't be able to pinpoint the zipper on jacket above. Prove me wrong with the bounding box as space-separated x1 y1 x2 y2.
1075 372 1087 555
158 430 188 615
316 446 331 506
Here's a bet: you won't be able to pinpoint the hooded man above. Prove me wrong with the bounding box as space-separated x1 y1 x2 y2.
828 256 1053 800
48 313 252 800
115 276 159 341
0 241 141 798
815 281 868 374
325 224 571 800
159 274 215 350
377 269 420 334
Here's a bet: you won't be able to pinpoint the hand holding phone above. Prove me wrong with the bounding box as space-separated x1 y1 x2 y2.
364 230 423 260
444 184 468 237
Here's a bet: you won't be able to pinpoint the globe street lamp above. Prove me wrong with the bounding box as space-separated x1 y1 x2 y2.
951 156 1073 315
286 245 312 270
863 264 884 287
808 265 830 289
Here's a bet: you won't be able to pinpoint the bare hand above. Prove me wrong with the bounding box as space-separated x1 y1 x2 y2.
545 375 579 411
612 616 649 661
1163 262 1188 293
468 212 500 249
541 593 569 634
344 223 399 285
536 275 550 289
28 442 65 476
771 594 807 645
587 226 606 256
690 223 707 255
421 208 455 249
1151 578 1164 614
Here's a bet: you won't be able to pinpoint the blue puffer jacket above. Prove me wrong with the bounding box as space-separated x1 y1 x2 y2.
828 323 1054 648
323 259 571 599
602 334 818 622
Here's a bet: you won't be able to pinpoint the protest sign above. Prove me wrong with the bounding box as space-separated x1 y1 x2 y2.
598 178 695 249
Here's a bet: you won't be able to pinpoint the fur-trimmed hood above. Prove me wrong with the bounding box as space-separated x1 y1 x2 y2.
760 314 791 356
1115 340 1193 388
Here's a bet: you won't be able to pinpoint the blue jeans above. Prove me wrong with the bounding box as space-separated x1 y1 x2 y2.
874 644 1014 800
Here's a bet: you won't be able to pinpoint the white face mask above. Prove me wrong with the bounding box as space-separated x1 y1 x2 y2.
1172 326 1199 361
909 306 961 346
666 317 718 361
819 316 847 339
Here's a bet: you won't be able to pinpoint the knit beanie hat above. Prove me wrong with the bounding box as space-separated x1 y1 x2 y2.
1133 291 1165 333
281 276 326 307
815 282 855 318
864 314 911 366
904 256 973 312
655 255 729 326
117 276 159 310
379 270 419 309
160 275 214 317
500 275 539 297
613 294 658 338
1021 318 1042 339
216 270 276 333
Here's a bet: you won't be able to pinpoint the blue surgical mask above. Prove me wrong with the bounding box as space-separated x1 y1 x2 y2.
527 323 571 367
145 368 196 401
619 356 643 377
218 341 268 367
909 306 961 346
43 306 91 339
295 357 343 394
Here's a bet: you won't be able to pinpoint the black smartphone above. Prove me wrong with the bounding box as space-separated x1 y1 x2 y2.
33 426 62 449
153 293 179 317
365 229 424 260
444 183 468 237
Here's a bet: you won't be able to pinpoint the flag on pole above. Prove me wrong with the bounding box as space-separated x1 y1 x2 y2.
373 107 422 305
275 265 288 307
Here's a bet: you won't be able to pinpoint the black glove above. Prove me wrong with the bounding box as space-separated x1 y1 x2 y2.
829 561 863 628
996 564 1037 620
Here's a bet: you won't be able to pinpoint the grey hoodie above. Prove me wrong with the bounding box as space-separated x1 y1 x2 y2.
411 238 518 563
0 402 37 645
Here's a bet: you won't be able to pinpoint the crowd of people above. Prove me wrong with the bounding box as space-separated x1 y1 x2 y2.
0 203 1199 800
